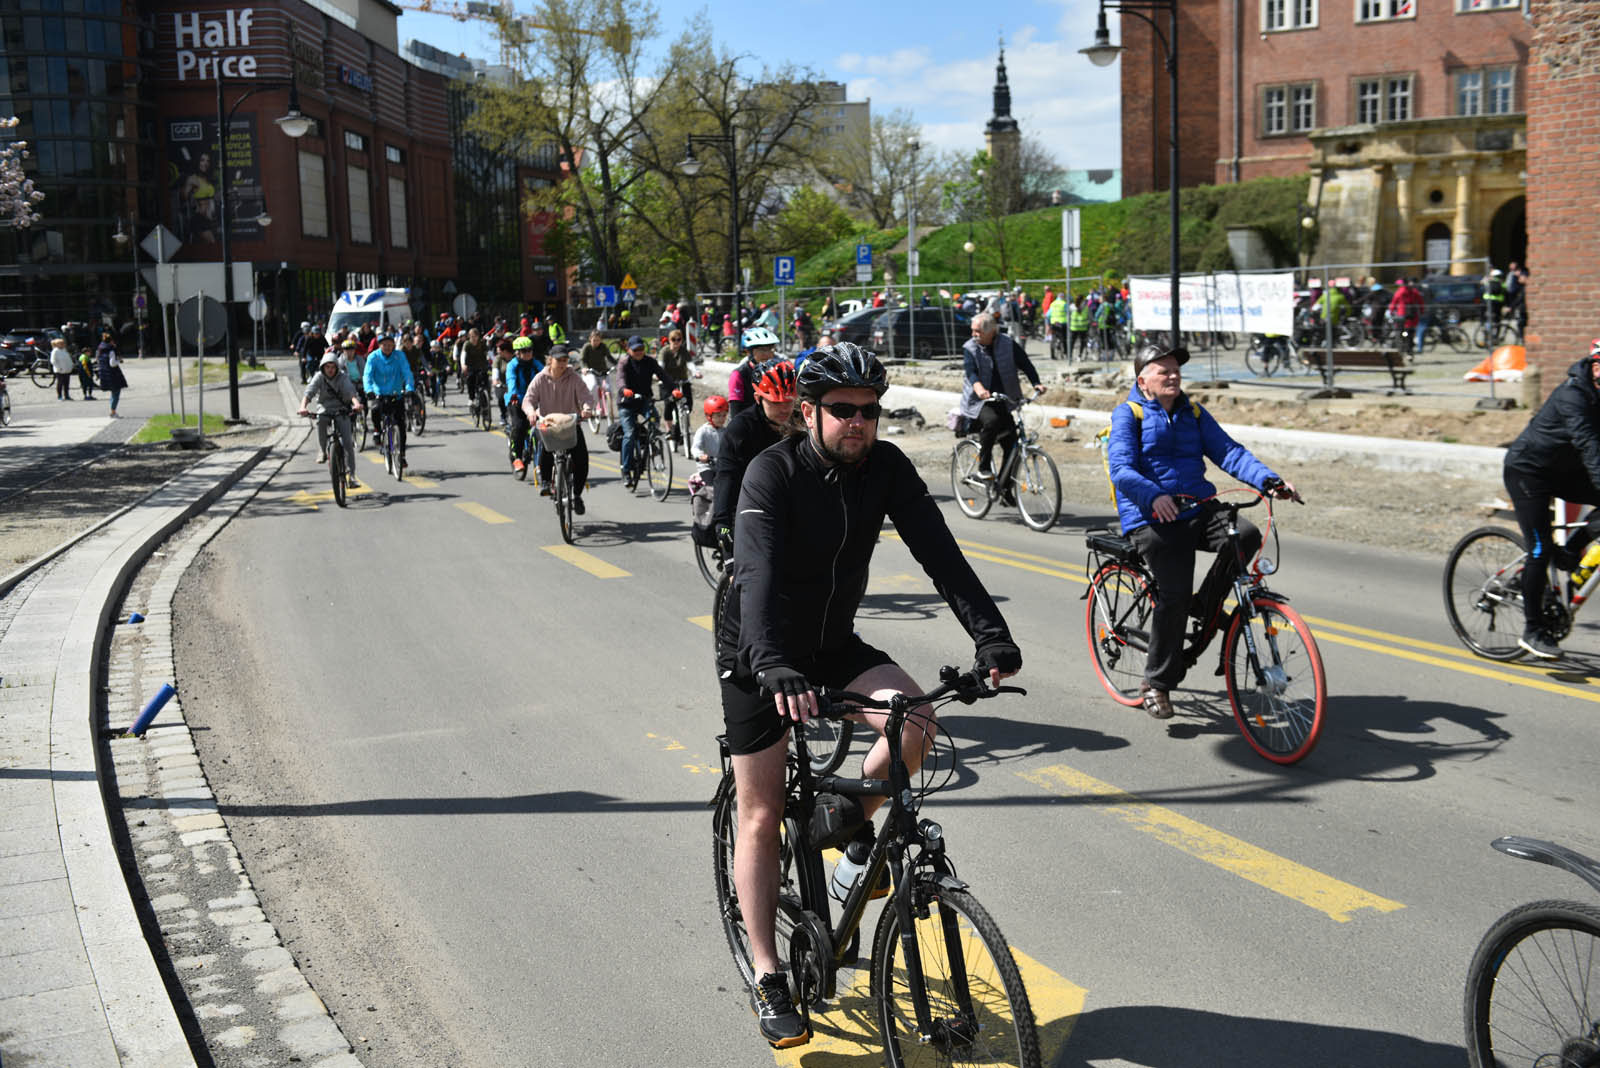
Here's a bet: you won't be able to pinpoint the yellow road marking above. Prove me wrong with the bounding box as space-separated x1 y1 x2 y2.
897 531 1599 701
687 615 714 631
1020 764 1404 922
541 543 630 578
453 501 514 525
407 474 439 488
285 485 372 509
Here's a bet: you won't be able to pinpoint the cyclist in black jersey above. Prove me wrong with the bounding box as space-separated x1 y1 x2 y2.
710 358 802 554
715 342 1023 1049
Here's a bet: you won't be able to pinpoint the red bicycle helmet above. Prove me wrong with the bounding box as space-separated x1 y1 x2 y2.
753 359 798 403
1591 338 1600 358
703 395 729 416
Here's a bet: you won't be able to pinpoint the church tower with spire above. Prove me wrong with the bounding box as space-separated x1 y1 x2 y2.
984 38 1023 214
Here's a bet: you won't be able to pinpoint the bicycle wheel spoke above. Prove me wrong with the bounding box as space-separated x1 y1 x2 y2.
1226 601 1325 763
1444 528 1528 660
1473 910 1600 1068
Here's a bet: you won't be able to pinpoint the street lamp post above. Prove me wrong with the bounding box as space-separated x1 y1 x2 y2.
216 78 311 420
111 216 144 359
963 236 975 285
1083 0 1180 347
679 133 740 355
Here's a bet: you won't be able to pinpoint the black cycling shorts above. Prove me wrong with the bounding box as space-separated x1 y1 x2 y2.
719 637 894 756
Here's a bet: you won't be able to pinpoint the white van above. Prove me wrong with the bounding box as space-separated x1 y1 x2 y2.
325 288 413 343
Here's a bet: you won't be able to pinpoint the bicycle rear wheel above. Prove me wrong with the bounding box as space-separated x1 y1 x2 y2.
1443 526 1529 661
1223 597 1326 765
711 783 801 992
410 398 426 435
1012 449 1060 532
556 458 574 544
871 881 1041 1068
1085 563 1154 706
1465 900 1600 1068
950 438 993 519
30 360 52 388
0 389 11 426
648 433 672 501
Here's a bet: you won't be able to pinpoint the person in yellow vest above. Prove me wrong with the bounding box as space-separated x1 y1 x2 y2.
1046 292 1071 358
1068 296 1090 360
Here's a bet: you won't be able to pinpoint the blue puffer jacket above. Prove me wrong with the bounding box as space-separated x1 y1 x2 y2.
1107 384 1278 534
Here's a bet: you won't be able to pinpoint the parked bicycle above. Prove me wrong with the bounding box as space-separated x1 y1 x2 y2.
1418 310 1472 354
1464 835 1600 1068
1442 518 1598 660
950 395 1062 532
1475 316 1523 351
1245 334 1294 377
1083 488 1327 764
710 666 1041 1066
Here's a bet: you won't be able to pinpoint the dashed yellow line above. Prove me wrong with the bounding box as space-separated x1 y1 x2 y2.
687 615 714 631
1020 763 1404 923
453 501 514 525
541 543 630 578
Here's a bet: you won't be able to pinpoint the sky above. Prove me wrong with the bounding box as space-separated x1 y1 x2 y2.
395 0 1124 172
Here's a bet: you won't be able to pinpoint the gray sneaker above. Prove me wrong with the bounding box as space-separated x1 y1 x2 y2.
1519 629 1561 660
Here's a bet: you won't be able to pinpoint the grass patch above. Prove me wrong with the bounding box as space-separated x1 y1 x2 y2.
184 360 269 377
129 412 228 444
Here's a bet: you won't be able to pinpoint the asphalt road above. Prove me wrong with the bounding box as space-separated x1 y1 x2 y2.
170 374 1600 1067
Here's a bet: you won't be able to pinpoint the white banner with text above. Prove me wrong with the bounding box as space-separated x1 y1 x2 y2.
1129 273 1295 336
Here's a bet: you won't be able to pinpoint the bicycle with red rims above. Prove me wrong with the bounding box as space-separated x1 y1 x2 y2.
1082 487 1328 764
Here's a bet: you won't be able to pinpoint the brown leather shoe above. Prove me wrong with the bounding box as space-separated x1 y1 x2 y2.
1140 684 1173 720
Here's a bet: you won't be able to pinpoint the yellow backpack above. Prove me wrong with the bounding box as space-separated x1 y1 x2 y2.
1096 399 1202 504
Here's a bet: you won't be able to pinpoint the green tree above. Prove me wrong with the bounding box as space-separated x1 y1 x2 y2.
754 187 860 270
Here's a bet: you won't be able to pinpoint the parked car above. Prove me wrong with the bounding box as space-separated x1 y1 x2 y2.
1419 273 1485 322
0 327 62 376
869 307 972 359
826 304 889 348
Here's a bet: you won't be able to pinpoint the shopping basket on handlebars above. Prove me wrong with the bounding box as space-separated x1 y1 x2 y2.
536 412 580 452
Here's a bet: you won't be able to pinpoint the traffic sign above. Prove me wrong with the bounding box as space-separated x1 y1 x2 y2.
176 295 226 347
1062 208 1082 269
620 273 637 290
545 278 558 297
774 256 795 286
855 243 872 266
594 285 617 307
248 295 269 322
856 263 872 282
452 293 479 318
621 288 636 304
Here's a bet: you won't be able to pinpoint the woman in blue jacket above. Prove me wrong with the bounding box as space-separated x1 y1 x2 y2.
1107 344 1298 719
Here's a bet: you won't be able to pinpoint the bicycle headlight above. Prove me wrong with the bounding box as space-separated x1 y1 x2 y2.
918 819 944 845
1256 556 1277 576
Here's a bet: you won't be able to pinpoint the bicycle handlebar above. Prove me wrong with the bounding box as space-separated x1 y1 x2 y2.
808 666 1026 718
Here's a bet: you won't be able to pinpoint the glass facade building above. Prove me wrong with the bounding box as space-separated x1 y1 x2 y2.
0 0 160 335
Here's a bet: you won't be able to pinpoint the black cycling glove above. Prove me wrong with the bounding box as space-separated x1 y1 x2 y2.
717 525 735 556
757 665 812 701
974 641 1022 678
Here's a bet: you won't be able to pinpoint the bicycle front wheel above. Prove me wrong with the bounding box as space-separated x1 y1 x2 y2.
556 460 574 543
1012 449 1061 532
330 446 347 508
1465 900 1600 1068
1444 526 1528 661
950 438 993 519
30 361 52 388
0 389 11 426
801 717 854 776
871 882 1042 1068
1244 342 1271 377
695 541 724 590
1085 563 1154 706
1223 597 1326 765
648 434 673 501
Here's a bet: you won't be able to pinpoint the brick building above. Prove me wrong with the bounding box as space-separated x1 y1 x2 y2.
1523 0 1600 385
1118 0 1530 274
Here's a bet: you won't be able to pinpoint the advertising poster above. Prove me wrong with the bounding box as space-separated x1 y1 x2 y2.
166 113 264 245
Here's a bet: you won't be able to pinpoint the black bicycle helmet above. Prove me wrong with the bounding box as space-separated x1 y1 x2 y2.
796 341 888 399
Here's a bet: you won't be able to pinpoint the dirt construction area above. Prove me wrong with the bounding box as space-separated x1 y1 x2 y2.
883 365 1530 557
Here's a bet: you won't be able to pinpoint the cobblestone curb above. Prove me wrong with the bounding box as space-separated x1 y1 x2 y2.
99 398 365 1065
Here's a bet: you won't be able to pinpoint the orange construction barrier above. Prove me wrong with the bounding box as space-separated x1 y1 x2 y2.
1464 344 1526 382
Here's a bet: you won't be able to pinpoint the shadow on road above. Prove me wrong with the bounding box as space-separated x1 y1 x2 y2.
935 712 1130 793
1050 1004 1461 1068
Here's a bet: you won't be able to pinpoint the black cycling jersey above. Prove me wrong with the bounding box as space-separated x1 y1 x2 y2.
717 432 1014 678
711 403 785 533
1505 357 1600 492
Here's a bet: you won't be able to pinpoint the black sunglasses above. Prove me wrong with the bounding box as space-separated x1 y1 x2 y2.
819 401 882 421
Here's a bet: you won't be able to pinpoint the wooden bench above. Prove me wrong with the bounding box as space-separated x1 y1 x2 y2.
1297 347 1413 395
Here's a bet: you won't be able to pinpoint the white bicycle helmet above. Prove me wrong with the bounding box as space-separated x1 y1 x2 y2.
742 326 780 349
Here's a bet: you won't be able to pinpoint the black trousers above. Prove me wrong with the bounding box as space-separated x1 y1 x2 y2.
507 403 533 463
1504 466 1600 629
975 401 1017 473
370 395 408 460
1128 501 1261 692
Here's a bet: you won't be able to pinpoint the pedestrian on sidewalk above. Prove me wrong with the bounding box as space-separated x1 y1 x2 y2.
49 336 75 399
75 346 97 400
96 331 128 417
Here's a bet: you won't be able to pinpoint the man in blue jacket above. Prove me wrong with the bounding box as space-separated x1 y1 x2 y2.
363 334 416 471
1107 345 1299 718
